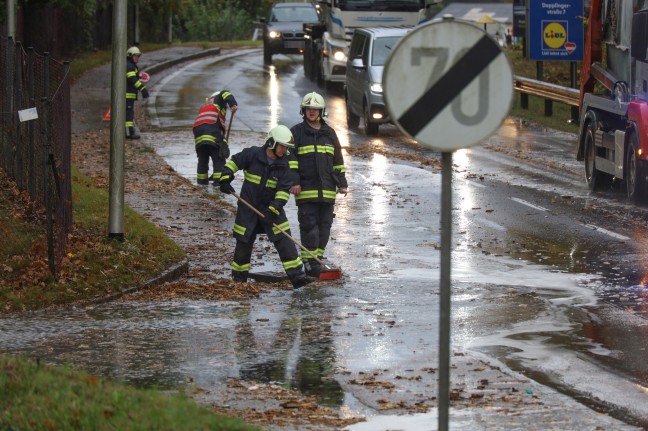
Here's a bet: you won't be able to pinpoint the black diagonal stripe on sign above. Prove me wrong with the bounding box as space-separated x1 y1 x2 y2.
398 35 501 137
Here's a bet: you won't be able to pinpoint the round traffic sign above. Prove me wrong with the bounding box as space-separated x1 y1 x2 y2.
384 18 513 151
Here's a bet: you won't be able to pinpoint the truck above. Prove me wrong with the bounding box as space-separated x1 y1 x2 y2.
302 0 430 89
577 0 648 203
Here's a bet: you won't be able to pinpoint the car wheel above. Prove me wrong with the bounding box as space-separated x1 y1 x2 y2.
346 97 359 129
364 102 378 136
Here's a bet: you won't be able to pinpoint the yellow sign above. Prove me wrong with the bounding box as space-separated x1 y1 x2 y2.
543 22 567 49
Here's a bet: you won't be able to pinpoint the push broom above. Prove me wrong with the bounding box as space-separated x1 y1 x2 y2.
230 191 342 281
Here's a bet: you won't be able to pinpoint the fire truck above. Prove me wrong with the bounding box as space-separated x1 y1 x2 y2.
577 0 648 203
302 0 430 88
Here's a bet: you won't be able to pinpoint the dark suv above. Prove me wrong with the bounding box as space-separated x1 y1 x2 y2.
261 2 320 65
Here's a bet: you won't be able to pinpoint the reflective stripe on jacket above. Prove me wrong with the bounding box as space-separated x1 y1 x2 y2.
126 58 146 100
289 120 347 204
192 91 237 146
222 146 292 243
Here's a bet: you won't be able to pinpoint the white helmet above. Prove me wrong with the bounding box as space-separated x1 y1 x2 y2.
299 91 326 117
127 46 142 57
265 125 294 150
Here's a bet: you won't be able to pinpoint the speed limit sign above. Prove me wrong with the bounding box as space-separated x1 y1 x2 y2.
384 17 513 151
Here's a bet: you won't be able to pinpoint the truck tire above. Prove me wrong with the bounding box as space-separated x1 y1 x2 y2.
364 102 379 136
626 133 645 203
583 121 610 191
346 97 359 129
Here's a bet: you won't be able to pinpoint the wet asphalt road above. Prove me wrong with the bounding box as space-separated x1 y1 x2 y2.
4 49 648 429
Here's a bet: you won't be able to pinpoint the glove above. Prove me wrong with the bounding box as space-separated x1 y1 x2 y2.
219 181 235 194
219 140 230 159
262 205 280 222
141 88 149 99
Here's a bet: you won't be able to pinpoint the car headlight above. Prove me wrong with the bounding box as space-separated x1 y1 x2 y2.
269 30 281 39
333 49 347 62
370 82 383 93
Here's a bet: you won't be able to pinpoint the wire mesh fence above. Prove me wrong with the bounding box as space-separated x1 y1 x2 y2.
0 36 72 275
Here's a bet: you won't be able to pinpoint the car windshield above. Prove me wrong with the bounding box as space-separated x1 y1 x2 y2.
372 36 401 66
336 0 424 12
270 6 319 22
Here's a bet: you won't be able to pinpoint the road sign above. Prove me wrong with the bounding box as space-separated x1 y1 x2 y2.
384 18 513 152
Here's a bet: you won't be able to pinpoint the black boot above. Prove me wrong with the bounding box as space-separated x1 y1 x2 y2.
292 275 317 289
126 127 140 140
305 259 321 277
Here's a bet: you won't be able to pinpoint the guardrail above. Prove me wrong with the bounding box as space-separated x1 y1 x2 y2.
513 75 580 122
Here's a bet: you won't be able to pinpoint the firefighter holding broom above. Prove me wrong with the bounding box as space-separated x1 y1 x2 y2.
218 125 316 289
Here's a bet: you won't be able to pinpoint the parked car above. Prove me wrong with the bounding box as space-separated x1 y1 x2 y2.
261 2 320 65
344 27 410 135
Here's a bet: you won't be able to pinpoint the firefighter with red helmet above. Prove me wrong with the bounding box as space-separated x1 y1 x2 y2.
218 125 315 289
192 90 238 185
125 46 149 139
290 92 348 277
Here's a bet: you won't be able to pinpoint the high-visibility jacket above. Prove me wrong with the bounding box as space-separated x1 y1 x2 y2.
126 58 146 100
221 146 293 243
289 120 347 204
192 91 237 146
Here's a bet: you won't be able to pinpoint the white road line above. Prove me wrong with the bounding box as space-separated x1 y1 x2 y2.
584 224 630 241
510 197 548 212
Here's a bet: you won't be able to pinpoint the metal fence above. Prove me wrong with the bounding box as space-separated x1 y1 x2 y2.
0 36 72 274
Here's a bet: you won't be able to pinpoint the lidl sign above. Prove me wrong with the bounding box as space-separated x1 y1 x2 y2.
528 0 583 61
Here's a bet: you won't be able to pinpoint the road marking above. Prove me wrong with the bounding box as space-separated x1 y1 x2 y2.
510 197 548 212
584 224 629 241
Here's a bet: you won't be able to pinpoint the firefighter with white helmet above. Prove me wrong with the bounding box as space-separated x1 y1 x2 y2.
290 91 348 277
125 46 149 139
218 125 315 289
192 90 238 185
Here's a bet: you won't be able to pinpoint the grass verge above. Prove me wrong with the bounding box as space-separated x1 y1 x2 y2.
0 166 186 314
0 355 260 431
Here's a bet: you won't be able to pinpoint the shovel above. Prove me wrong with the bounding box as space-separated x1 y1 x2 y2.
230 191 341 281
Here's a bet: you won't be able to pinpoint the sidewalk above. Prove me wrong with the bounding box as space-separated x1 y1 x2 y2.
70 46 642 431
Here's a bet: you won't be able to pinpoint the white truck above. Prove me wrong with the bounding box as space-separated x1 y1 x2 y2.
577 0 648 203
303 0 430 88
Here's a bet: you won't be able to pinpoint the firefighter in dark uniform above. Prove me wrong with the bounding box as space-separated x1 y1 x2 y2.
290 92 348 277
192 90 238 185
219 125 315 289
125 46 149 139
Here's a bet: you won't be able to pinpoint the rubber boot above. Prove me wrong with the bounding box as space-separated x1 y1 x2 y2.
126 126 140 140
305 258 321 277
292 274 317 289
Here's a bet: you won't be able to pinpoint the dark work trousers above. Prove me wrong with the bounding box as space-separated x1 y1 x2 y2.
232 220 305 283
125 99 137 137
196 144 225 184
297 202 335 270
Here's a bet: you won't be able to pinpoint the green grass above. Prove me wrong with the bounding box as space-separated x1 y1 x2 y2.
0 166 185 313
0 355 260 431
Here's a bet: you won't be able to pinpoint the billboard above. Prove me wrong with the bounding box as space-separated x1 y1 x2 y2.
527 0 584 61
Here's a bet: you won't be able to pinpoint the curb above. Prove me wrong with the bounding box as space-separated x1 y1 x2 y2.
144 47 222 75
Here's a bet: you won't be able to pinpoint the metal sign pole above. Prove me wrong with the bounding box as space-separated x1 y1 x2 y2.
438 151 452 430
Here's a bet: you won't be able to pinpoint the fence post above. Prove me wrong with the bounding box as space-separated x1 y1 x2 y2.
27 47 36 198
43 51 55 276
14 41 23 189
569 61 579 124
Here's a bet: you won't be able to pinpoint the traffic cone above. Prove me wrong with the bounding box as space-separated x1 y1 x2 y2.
102 106 111 121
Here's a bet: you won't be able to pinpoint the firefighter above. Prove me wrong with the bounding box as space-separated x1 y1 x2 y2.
219 125 315 289
289 92 348 277
125 46 149 139
192 90 238 185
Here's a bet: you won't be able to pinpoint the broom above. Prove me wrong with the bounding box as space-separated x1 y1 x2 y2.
230 191 341 281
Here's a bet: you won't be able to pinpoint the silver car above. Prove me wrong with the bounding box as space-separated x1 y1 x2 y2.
344 27 410 135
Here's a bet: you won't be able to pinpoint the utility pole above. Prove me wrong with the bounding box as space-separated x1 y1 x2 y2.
108 0 127 241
